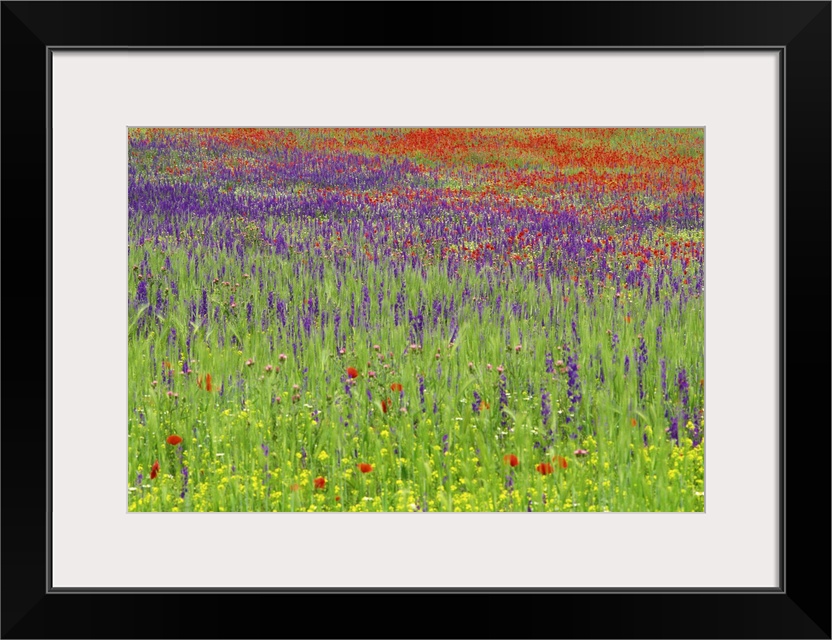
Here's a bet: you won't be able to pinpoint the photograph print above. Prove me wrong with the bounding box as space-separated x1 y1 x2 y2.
127 127 704 513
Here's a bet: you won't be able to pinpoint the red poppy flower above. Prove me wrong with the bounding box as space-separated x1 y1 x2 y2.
150 460 160 480
390 383 403 392
205 373 212 392
553 455 568 469
290 483 300 492
357 462 373 473
335 495 341 502
536 462 554 475
630 417 637 427
347 367 359 379
313 476 326 490
503 454 519 467
166 434 183 446
381 398 391 414
625 315 632 323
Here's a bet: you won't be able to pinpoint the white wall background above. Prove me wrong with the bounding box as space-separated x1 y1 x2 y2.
51 51 779 588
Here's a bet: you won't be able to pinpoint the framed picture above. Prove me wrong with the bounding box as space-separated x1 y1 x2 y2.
4 2 828 638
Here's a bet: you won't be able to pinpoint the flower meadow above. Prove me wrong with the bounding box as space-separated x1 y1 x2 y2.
128 128 704 513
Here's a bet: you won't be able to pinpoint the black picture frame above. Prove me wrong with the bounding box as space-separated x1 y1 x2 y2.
2 2 829 638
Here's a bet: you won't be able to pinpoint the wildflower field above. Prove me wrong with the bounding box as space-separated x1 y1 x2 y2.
128 128 704 512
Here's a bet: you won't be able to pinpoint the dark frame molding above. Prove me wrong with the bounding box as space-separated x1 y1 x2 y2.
2 2 829 638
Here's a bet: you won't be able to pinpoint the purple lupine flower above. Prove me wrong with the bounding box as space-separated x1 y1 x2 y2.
656 325 663 348
498 374 509 428
200 289 208 318
677 368 690 424
623 355 630 375
566 352 581 423
472 390 481 413
180 466 189 499
677 368 690 405
136 280 148 304
667 416 679 445
541 388 551 427
691 421 702 448
261 443 269 457
637 336 648 399
442 434 449 454
638 335 648 365
362 285 371 315
135 472 143 486
545 352 555 374
505 474 514 491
